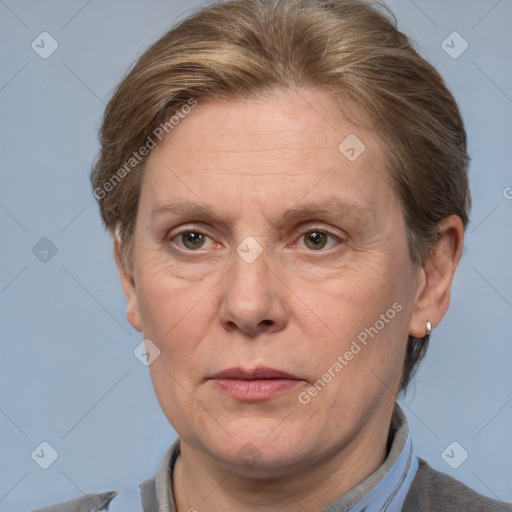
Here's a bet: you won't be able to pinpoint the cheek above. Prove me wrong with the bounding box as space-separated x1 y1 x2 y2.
289 257 399 333
290 255 413 382
135 265 220 362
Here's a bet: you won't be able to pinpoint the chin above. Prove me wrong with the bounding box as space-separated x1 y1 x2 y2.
202 418 316 474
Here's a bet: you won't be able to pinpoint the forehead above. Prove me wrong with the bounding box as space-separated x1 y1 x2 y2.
141 89 394 215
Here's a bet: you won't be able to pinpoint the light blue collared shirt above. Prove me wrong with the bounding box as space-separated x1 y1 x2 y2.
322 403 418 511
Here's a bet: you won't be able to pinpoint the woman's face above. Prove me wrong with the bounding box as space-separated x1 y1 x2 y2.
122 89 424 474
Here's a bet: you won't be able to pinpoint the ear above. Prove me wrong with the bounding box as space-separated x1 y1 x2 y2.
409 215 464 338
114 235 142 332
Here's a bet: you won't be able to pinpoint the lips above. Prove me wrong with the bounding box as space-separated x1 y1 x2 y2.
211 367 301 380
210 367 303 401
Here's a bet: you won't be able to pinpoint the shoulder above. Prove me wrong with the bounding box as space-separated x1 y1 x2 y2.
30 478 157 512
30 491 119 512
403 458 512 512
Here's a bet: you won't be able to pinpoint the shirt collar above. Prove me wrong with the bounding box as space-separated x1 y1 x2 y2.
322 402 418 511
153 402 418 512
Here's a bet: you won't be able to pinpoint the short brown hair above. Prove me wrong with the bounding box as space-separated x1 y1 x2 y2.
91 0 470 392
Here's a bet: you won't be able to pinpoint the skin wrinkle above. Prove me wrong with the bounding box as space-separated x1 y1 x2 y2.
147 198 375 251
115 88 463 512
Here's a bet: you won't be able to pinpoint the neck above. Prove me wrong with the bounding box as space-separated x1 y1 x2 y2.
173 404 395 512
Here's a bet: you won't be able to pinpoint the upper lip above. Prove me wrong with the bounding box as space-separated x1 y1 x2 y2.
211 367 301 380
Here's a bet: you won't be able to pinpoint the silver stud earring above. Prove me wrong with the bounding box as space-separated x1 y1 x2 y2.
425 320 432 338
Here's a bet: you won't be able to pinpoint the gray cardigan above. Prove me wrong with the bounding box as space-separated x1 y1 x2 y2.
32 458 512 511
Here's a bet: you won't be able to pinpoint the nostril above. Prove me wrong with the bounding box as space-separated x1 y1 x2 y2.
226 320 238 330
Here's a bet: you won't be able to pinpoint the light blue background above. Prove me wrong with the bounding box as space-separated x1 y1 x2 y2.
1 0 511 510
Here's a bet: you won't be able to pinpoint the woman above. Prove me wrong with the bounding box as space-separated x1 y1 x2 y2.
34 0 512 510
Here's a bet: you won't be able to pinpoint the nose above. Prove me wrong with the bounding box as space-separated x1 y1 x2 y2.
218 243 288 336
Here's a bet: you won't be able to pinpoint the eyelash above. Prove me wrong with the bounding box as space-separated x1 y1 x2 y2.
293 229 342 251
167 227 343 253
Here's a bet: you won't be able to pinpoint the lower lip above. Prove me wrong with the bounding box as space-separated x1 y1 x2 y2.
213 378 302 401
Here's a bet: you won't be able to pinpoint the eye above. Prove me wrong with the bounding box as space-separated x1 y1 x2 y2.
297 230 340 251
173 231 215 251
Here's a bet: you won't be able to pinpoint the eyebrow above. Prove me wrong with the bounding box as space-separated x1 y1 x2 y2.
150 197 372 224
151 202 216 220
282 198 373 222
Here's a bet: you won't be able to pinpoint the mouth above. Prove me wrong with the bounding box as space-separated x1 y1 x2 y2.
210 367 304 401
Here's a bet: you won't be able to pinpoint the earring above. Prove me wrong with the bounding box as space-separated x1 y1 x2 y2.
425 320 432 338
